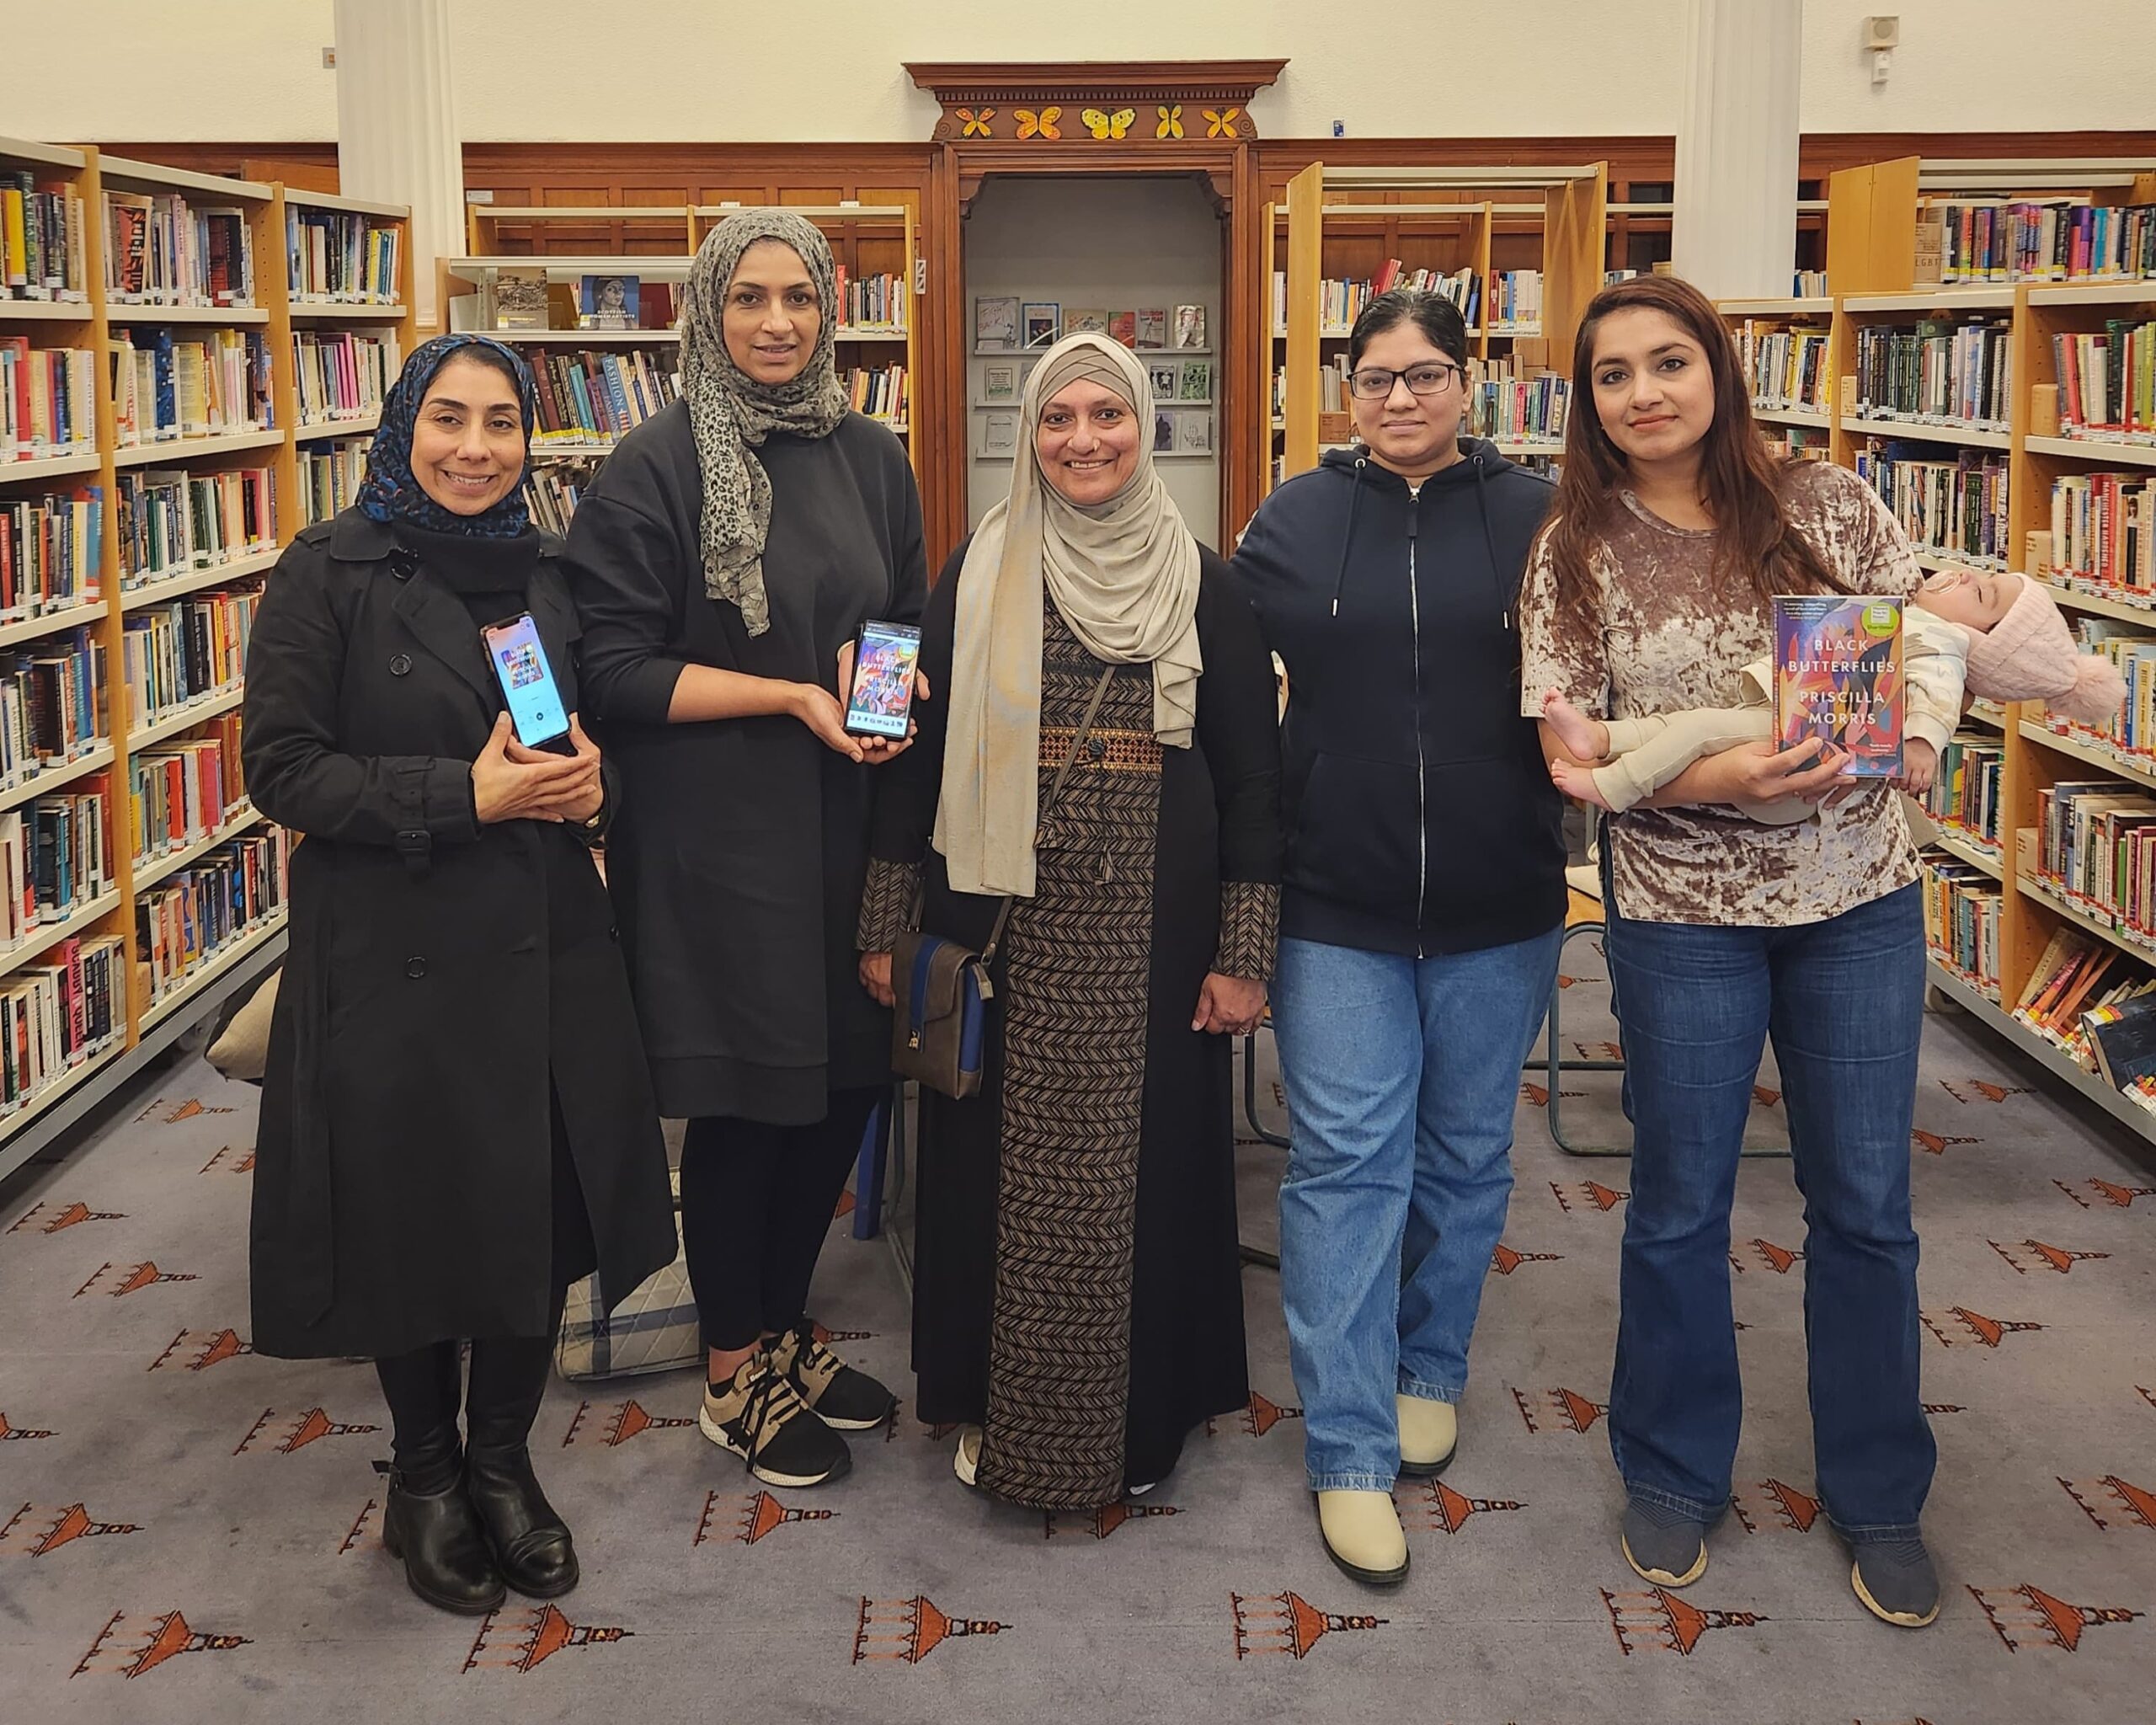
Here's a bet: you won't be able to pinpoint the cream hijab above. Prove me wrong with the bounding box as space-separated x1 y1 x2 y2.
937 333 1203 898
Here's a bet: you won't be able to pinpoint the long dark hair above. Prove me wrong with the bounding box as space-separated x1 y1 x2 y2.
1540 275 1849 644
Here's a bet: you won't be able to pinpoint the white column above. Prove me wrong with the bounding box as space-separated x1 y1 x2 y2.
1672 0 1802 301
334 0 463 331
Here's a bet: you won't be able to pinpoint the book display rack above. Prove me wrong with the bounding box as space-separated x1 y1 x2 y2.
0 135 416 1183
1263 163 1607 494
440 200 921 526
1720 153 2156 1142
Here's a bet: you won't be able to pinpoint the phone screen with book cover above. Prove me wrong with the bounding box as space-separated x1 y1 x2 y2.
481 612 574 754
1771 595 1903 775
844 619 922 740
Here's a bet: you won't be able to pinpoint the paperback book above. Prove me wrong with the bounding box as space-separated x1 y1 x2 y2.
1772 594 1903 775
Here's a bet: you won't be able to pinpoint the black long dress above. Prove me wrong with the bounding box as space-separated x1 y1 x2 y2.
859 542 1282 1509
565 402 926 1124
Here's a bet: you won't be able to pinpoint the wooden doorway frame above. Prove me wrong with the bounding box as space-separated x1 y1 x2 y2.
907 61 1285 560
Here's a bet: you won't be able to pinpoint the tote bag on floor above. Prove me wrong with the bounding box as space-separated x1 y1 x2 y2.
554 1171 699 1381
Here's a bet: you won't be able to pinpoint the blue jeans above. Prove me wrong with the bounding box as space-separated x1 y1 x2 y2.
1604 883 1934 1541
1273 927 1563 1493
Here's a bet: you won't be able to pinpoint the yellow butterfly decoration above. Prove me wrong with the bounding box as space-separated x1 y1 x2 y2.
957 107 994 138
1156 104 1185 140
1016 106 1062 141
1081 107 1137 142
1203 106 1242 139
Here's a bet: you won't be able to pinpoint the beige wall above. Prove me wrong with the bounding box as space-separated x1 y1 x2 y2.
8 0 2151 145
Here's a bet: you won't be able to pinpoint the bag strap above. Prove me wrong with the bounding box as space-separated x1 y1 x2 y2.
981 664 1118 964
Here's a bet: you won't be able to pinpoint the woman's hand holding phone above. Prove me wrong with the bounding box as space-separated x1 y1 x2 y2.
788 680 866 762
472 713 602 825
834 639 931 765
515 715 605 824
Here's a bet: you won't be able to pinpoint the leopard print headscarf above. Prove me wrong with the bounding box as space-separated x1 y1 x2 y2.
679 209 849 635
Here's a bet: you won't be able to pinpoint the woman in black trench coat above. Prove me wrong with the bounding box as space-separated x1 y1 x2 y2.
244 335 675 1616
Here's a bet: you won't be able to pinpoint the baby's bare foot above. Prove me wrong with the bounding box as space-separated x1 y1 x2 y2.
1542 689 1609 762
1550 755 1614 811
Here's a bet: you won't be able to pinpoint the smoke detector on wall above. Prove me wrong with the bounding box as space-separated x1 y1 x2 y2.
1863 14 1898 84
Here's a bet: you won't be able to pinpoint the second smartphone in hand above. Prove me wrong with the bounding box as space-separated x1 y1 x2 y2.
844 617 922 740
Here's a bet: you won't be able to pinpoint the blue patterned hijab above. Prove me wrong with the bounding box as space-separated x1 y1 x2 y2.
356 334 540 537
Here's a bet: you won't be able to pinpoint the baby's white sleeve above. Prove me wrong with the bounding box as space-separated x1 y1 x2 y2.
1903 611 1968 753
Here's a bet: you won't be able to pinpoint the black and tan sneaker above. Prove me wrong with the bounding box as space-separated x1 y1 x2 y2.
697 1353 851 1488
771 1316 896 1432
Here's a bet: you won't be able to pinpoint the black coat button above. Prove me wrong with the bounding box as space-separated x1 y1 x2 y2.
389 653 412 676
1086 736 1107 761
404 956 427 979
608 926 620 942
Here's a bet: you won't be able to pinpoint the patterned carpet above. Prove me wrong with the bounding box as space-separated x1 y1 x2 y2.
2 940 2153 1724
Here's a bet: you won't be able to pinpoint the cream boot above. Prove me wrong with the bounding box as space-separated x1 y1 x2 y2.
953 1424 982 1488
1316 1490 1409 1586
1396 1394 1457 1477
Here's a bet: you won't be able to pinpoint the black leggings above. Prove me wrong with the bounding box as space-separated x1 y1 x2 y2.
678 1086 883 1354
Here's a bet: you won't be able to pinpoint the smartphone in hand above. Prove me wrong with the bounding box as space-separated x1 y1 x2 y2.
481 611 575 755
843 617 923 740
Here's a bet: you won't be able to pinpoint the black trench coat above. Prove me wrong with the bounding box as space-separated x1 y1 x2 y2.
243 510 675 1360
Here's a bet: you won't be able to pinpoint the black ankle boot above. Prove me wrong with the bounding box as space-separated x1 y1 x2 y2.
382 1463 507 1616
465 1332 577 1598
374 1343 504 1616
464 1443 578 1599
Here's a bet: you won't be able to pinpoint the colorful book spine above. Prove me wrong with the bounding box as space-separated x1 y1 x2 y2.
0 487 104 620
0 172 88 304
286 208 403 303
1852 441 2011 569
1732 320 1833 414
0 340 99 458
1850 320 2012 430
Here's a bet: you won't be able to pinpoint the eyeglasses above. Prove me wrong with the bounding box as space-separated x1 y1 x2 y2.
1348 362 1464 401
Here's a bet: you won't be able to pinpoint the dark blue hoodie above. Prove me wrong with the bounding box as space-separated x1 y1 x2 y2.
1231 438 1566 958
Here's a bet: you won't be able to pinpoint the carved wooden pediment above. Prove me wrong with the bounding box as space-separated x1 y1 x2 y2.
906 60 1284 148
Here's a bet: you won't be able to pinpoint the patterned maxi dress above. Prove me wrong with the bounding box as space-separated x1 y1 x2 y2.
860 546 1281 1509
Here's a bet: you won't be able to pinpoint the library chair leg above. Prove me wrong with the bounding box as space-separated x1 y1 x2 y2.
878 1083 915 1296
1238 1029 1286 1272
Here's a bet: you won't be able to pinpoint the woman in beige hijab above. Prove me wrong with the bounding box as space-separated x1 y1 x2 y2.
859 334 1282 1511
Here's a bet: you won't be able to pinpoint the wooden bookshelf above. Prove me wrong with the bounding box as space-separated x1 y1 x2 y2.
1265 163 1605 496
0 137 420 1183
1720 158 2156 1144
440 199 921 487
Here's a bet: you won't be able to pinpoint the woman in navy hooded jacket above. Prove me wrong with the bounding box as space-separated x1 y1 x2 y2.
1232 288 1566 1586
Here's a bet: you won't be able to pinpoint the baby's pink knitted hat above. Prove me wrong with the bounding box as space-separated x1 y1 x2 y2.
1961 574 2127 725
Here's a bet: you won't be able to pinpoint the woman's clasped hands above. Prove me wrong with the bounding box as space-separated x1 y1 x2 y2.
470 712 605 825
